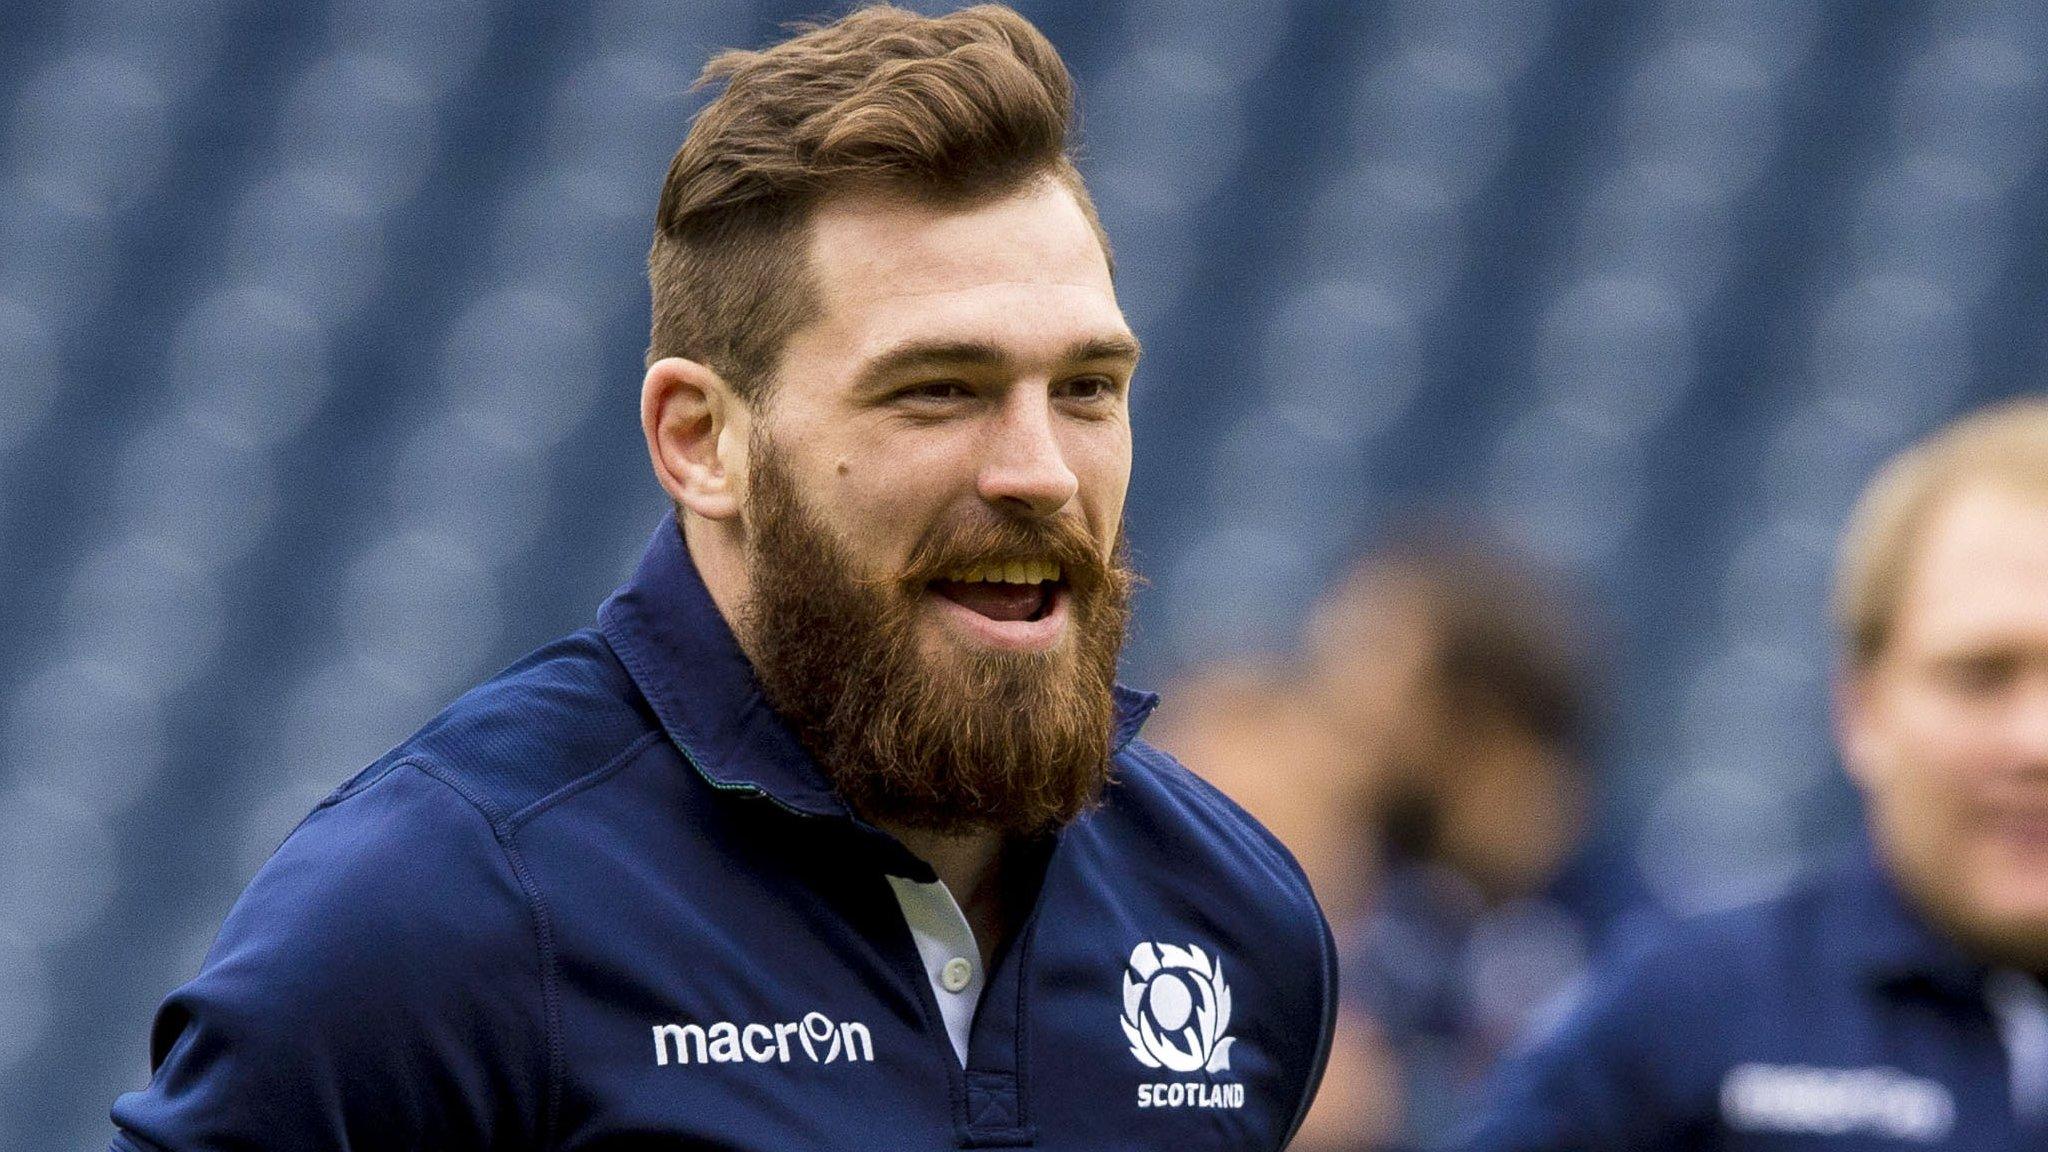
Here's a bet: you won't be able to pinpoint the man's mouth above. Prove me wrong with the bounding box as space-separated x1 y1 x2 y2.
928 558 1063 623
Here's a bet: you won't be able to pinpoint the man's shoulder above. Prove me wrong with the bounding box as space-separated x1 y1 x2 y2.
1606 861 1864 994
237 753 536 958
1469 859 1918 1149
236 627 668 955
1108 736 1324 907
1540 859 1868 1057
359 627 662 824
1105 737 1327 947
118 732 557 1146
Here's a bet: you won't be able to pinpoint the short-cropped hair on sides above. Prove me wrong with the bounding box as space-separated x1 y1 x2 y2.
1834 396 2048 670
646 3 1111 404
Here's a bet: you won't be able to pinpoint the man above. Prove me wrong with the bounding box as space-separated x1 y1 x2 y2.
1301 536 1646 1151
109 6 1334 1149
1467 398 2048 1149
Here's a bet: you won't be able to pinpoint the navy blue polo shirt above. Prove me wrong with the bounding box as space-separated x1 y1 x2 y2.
111 517 1336 1150
1465 846 2048 1150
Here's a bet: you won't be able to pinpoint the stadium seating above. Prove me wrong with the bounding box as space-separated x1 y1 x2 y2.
0 0 2041 1141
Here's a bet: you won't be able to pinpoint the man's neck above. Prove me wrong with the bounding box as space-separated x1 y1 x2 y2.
682 512 754 648
885 823 1009 969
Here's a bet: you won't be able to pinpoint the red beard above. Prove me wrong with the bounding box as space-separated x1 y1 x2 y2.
737 433 1133 836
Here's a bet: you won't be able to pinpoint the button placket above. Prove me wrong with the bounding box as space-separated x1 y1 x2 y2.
941 956 974 993
886 875 986 1066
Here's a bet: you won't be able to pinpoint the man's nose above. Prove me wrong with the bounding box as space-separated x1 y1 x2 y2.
977 391 1079 518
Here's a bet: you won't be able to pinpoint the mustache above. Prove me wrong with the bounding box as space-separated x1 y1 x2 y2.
884 514 1118 593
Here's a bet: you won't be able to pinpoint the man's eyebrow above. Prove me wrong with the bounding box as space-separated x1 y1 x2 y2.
851 333 1142 392
851 340 1010 392
1067 334 1142 367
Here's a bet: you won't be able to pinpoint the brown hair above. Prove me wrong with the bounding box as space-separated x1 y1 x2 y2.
1835 396 2048 668
1319 531 1598 756
648 3 1106 401
1416 548 1591 756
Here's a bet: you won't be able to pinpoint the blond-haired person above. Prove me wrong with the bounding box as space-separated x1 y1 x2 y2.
1469 398 2048 1150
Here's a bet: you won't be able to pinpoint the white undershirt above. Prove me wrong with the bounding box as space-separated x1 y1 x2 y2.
886 875 985 1067
1987 969 2048 1124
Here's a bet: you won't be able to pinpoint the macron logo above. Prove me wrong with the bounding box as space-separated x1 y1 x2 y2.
652 1011 875 1067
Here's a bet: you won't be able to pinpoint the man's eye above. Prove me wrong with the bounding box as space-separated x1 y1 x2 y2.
900 380 971 402
1058 375 1116 401
1940 654 2018 696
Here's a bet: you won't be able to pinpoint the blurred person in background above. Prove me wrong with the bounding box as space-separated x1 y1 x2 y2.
1313 535 1646 1151
1149 660 1404 1150
1158 532 1645 1151
1468 397 2048 1149
106 6 1335 1148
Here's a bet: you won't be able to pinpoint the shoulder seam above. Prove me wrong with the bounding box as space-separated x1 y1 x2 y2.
507 729 668 831
1119 741 1303 877
403 756 565 1150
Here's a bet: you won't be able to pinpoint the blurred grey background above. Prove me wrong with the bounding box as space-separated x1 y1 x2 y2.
1 0 2045 1144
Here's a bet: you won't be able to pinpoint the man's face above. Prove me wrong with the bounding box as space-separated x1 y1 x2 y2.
731 179 1139 835
1843 481 2048 967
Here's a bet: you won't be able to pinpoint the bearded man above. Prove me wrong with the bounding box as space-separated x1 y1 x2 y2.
110 6 1335 1149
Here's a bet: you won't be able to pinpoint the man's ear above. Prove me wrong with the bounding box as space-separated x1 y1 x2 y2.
642 356 748 522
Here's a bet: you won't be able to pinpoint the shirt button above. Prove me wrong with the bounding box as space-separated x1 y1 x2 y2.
941 956 974 993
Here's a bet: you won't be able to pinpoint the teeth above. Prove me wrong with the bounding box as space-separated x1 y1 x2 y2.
940 559 1062 584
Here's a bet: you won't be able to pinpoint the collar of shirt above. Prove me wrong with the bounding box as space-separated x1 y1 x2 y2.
1835 842 1990 1001
595 516 1159 875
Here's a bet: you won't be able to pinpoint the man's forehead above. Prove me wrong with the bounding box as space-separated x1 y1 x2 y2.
806 182 1114 304
1897 482 2048 646
1914 484 2048 579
